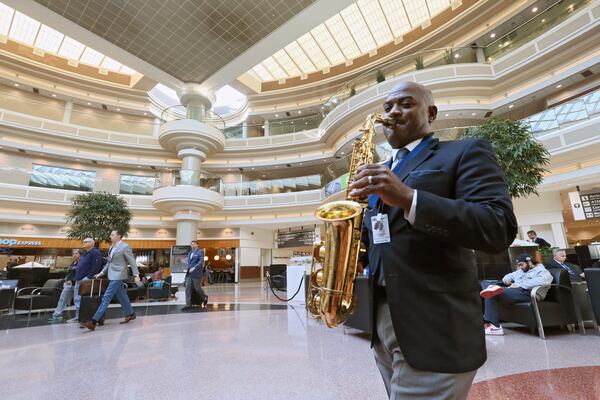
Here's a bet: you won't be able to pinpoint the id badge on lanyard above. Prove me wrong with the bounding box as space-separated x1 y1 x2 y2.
371 212 391 244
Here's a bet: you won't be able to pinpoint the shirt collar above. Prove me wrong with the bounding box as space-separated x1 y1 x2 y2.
391 137 424 161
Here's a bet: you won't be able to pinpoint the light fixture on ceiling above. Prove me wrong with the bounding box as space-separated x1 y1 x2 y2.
87 102 91 105
225 254 232 261
541 18 546 23
52 94 57 97
204 256 208 261
532 7 538 12
341 152 345 155
454 54 460 59
508 104 514 109
137 165 142 168
298 110 302 114
275 114 279 117
556 84 562 88
490 33 496 39
261 174 266 178
75 158 80 161
143 112 148 116
444 113 449 117
14 83 19 87
472 113 476 116
251 167 255 170
214 255 220 261
116 108 121 111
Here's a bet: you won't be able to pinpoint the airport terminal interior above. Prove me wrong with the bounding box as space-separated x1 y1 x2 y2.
1 0 600 399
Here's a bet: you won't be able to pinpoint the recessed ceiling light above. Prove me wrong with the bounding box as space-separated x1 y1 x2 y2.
275 114 279 117
52 94 57 97
137 165 141 168
261 174 266 178
532 7 538 12
508 104 514 109
87 102 91 105
472 113 476 116
143 112 148 116
556 84 562 88
75 158 80 161
444 113 449 117
541 19 546 23
299 163 303 165
116 108 121 111
341 152 345 155
454 54 460 59
251 167 255 170
298 110 302 114
14 83 19 87
490 33 496 39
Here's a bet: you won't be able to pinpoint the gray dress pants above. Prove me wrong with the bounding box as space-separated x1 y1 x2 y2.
185 275 207 306
373 299 477 400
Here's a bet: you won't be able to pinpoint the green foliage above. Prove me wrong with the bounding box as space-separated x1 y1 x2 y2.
444 48 454 64
66 192 132 244
349 84 356 97
375 69 385 83
462 118 550 198
415 55 424 70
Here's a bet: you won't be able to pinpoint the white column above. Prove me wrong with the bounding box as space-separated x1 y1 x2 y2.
519 225 532 241
177 83 214 123
475 47 486 63
62 100 73 124
174 212 202 245
551 222 568 249
177 148 206 186
152 118 161 137
263 120 270 137
242 121 248 138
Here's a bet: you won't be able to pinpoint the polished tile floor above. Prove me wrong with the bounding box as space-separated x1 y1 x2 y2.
1 280 599 399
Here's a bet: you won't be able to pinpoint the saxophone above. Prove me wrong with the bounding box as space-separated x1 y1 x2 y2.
308 113 393 327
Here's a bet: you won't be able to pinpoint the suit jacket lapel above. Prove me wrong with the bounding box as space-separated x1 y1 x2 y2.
397 137 439 182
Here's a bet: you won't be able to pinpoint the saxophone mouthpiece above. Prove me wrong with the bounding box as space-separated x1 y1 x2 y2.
376 116 395 127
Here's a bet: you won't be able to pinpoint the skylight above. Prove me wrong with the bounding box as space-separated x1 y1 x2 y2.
248 0 452 82
0 2 137 75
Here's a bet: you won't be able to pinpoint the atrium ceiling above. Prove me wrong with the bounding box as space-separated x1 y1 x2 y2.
0 2 137 75
31 0 318 83
248 0 456 82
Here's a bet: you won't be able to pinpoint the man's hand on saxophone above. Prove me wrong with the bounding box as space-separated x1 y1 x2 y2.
348 164 414 210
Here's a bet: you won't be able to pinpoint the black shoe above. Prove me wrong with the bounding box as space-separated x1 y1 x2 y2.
181 306 191 312
119 314 136 324
201 296 208 309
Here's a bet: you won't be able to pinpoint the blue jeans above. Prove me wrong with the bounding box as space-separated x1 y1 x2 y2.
52 283 74 317
73 278 89 318
481 281 531 326
92 280 133 322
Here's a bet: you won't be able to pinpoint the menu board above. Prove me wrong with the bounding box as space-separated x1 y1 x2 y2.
277 229 315 248
569 191 600 220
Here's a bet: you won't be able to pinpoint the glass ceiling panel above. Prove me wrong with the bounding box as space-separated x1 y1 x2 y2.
252 64 274 81
246 0 453 82
0 1 136 75
273 49 302 76
57 36 85 60
357 0 394 46
33 24 63 53
284 41 317 74
403 0 431 27
80 47 105 65
428 0 451 17
379 0 413 37
310 25 346 66
262 57 288 80
296 33 331 70
100 56 122 71
9 11 39 45
0 4 14 36
325 14 361 60
340 4 377 53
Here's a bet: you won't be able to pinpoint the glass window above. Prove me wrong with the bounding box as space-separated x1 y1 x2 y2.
30 164 96 192
119 175 157 195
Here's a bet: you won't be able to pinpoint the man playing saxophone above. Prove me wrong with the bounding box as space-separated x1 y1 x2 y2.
349 81 517 400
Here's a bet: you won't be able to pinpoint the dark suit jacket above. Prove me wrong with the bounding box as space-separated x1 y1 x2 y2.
186 250 204 279
546 259 583 282
534 237 551 248
362 136 517 374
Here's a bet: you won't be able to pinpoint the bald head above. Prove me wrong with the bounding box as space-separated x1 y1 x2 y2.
382 81 438 148
389 81 435 107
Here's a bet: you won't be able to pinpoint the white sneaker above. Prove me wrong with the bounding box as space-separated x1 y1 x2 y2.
480 285 504 299
484 323 504 336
